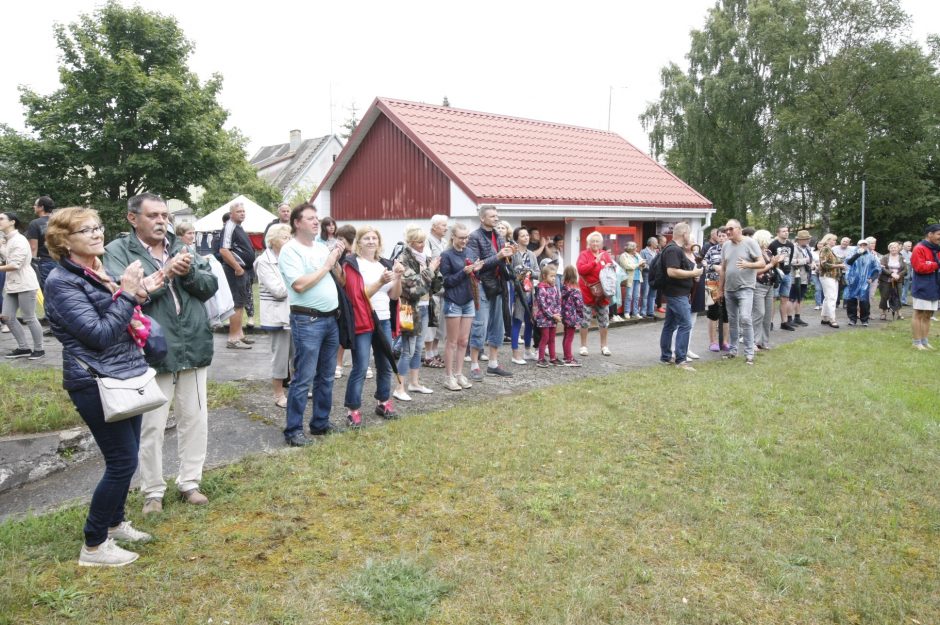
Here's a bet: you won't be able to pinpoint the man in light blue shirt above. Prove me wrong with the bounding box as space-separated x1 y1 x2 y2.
277 203 346 446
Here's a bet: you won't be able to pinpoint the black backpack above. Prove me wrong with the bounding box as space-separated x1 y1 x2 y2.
647 244 673 291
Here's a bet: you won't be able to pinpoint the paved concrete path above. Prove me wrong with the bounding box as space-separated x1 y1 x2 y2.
0 306 856 521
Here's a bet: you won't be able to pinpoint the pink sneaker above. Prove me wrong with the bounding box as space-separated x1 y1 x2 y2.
347 410 362 427
709 343 720 352
721 343 731 352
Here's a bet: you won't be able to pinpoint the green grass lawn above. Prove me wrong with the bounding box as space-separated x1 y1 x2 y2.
1 323 937 624
0 368 243 437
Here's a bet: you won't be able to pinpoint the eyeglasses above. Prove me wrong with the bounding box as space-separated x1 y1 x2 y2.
71 225 105 237
454 236 469 241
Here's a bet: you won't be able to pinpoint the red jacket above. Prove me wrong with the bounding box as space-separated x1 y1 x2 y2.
577 249 613 306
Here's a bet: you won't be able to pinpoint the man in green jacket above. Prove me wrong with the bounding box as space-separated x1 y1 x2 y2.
105 193 218 515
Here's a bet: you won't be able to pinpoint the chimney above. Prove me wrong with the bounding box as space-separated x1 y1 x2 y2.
289 129 301 152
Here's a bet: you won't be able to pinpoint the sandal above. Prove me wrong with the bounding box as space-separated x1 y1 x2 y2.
423 357 444 368
880 313 887 321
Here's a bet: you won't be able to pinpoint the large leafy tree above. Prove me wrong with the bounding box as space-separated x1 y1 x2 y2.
642 0 940 241
0 1 276 230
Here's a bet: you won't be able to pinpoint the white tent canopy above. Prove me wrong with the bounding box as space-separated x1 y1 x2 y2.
192 195 275 233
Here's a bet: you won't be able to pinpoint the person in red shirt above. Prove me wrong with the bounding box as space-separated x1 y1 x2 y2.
577 231 614 357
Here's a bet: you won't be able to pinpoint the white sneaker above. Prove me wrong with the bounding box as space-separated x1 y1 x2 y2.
443 376 462 391
612 315 624 322
687 351 700 360
524 350 538 360
457 375 472 389
108 521 152 543
407 384 434 394
392 389 412 401
366 367 374 379
479 353 489 362
511 357 527 365
601 346 612 356
335 366 343 379
579 346 589 356
813 306 821 310
79 538 139 567
633 314 643 319
463 355 471 362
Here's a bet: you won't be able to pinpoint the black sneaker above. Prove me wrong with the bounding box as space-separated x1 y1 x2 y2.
28 350 45 360
486 365 513 377
779 322 796 331
5 348 31 359
792 318 808 327
286 433 312 447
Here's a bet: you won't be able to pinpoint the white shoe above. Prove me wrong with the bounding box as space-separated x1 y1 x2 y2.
479 354 489 362
463 355 471 362
686 351 700 360
813 306 821 310
366 367 373 379
443 376 462 391
524 350 538 360
392 389 412 401
407 384 434 394
633 314 643 319
457 375 472 389
0 324 9 333
601 346 612 356
612 315 624 322
79 538 139 567
108 521 152 543
511 357 527 365
579 346 589 356
335 366 343 379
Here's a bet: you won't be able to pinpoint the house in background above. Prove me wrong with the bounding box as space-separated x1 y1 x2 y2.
250 131 344 203
312 97 714 262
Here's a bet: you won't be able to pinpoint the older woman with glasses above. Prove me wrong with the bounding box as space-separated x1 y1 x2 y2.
43 207 165 567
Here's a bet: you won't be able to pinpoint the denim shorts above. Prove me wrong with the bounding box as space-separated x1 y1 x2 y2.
443 299 475 318
776 272 793 298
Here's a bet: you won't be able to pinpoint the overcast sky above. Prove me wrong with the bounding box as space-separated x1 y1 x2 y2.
2 0 937 159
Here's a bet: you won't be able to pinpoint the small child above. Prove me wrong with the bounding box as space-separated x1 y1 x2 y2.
560 265 585 366
533 263 562 366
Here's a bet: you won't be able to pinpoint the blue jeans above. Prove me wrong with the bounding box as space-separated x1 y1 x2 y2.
69 385 141 547
725 288 755 358
286 314 339 437
624 283 642 316
469 289 504 350
638 279 650 315
812 274 824 306
660 295 692 364
36 258 56 292
346 321 393 410
645 285 658 315
398 306 426 375
901 273 912 305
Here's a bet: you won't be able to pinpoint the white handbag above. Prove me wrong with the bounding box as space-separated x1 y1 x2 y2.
75 358 168 422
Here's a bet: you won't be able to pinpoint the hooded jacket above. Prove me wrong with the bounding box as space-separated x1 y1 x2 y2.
104 231 218 374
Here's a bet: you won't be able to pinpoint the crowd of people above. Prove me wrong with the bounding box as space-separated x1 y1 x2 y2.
2 192 939 568
656 220 940 370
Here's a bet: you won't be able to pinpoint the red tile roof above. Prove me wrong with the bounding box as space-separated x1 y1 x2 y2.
375 98 712 208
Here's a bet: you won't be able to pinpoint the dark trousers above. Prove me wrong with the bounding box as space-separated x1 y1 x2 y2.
69 386 142 546
845 298 870 323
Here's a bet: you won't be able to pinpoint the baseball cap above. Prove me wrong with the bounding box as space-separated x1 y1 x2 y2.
925 223 940 234
856 239 868 247
539 258 558 269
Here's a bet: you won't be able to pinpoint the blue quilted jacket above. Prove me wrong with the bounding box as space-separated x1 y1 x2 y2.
44 259 149 391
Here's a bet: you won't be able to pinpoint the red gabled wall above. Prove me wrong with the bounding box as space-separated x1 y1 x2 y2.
331 114 450 220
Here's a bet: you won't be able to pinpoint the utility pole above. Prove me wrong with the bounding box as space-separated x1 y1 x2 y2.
860 177 866 239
